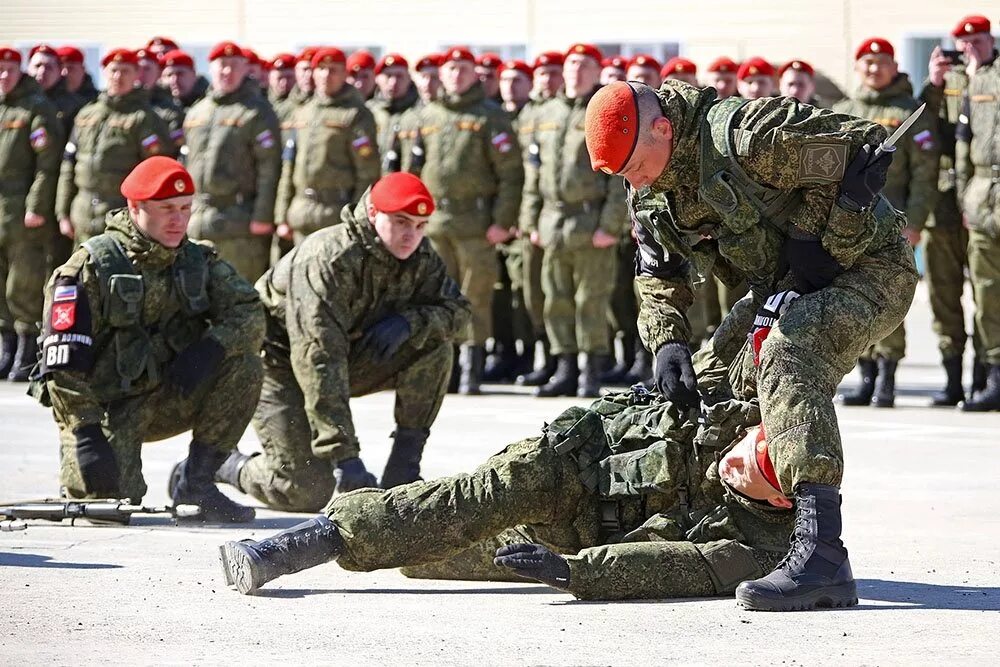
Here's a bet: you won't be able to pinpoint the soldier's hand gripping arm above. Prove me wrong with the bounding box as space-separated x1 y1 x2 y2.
397 258 472 349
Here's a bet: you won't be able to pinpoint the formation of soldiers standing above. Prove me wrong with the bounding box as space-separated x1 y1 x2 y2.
2 13 999 411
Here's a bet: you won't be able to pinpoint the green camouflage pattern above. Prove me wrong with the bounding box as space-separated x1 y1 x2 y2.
367 84 419 157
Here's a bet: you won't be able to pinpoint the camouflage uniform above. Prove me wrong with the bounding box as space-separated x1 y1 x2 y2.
833 73 939 362
630 82 917 493
275 84 380 244
516 96 548 346
183 78 281 282
43 78 85 138
368 83 419 169
145 85 186 152
75 74 99 105
56 88 173 243
173 75 210 113
33 208 265 501
239 194 471 512
269 90 298 125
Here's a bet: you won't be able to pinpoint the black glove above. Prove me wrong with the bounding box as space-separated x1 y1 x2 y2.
74 424 119 496
361 314 411 362
166 337 225 397
494 543 570 589
333 457 379 494
784 231 844 293
654 342 699 409
837 143 893 212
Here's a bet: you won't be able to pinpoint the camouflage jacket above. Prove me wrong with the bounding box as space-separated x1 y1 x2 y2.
400 82 524 238
833 74 939 230
75 74 99 105
269 91 298 125
956 57 1000 235
38 208 264 431
631 80 901 350
367 83 420 164
0 75 63 224
144 85 186 149
257 192 471 459
274 84 380 235
173 75 210 112
44 78 86 138
921 64 970 193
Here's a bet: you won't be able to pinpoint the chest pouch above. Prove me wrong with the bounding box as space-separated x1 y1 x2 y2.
106 274 144 327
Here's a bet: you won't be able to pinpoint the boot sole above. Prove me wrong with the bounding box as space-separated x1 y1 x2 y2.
219 542 261 595
736 581 858 612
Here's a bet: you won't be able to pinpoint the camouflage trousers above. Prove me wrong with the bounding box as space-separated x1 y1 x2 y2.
924 190 977 361
521 241 546 337
689 273 748 349
325 436 783 600
542 244 616 355
241 338 453 512
55 352 262 501
430 233 497 346
968 229 1000 365
859 321 907 362
608 238 640 351
0 196 49 335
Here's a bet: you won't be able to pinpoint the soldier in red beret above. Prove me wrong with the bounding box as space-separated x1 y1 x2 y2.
413 53 443 104
28 44 84 137
241 47 267 93
499 59 532 116
56 46 98 103
706 56 739 99
134 48 184 147
38 156 264 523
778 59 817 104
145 36 180 59
347 50 377 101
737 56 776 99
475 52 503 103
267 52 298 122
160 49 208 111
600 55 627 85
661 56 697 86
369 53 419 169
292 47 317 107
627 54 663 88
532 51 565 101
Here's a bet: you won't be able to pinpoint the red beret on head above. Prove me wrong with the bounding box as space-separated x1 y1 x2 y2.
208 41 244 62
707 56 739 74
375 53 408 74
56 46 84 64
347 50 375 73
312 47 346 69
444 47 476 64
121 156 195 201
953 15 991 38
476 52 502 69
241 47 261 66
0 47 23 64
737 57 775 80
101 49 138 68
534 51 565 68
855 38 894 60
161 49 194 69
147 36 179 52
30 44 58 59
268 52 296 71
297 47 317 64
585 81 639 174
602 55 627 69
778 59 814 78
370 172 435 217
135 48 161 65
415 53 443 71
661 56 696 77
629 54 663 72
566 43 603 63
501 59 532 77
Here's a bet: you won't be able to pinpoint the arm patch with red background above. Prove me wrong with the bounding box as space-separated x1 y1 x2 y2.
40 275 95 373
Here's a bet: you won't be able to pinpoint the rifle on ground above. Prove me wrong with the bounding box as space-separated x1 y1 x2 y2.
0 498 202 531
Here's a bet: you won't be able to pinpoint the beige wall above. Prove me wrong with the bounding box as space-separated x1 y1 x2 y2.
4 0 1000 88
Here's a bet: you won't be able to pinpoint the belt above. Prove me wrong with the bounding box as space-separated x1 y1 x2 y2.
301 188 351 206
973 165 1000 183
436 196 489 213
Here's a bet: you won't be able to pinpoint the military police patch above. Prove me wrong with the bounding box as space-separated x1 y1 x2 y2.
40 276 94 373
797 143 848 184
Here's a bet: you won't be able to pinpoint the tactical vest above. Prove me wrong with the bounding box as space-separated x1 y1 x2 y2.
82 235 212 393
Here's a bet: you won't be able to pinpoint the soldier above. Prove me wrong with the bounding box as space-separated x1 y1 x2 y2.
532 51 565 101
625 54 662 88
737 56 776 99
56 47 98 104
291 47 317 108
242 47 268 94
520 44 623 398
33 157 263 522
499 59 532 116
834 38 939 408
401 47 524 394
28 44 83 137
475 52 503 104
266 52 298 123
584 80 916 610
368 53 419 171
955 17 1000 412
135 48 184 148
346 50 376 102
183 41 281 282
161 49 209 112
922 15 993 406
56 48 172 245
705 56 740 99
661 57 697 86
0 47 62 382
412 53 442 105
600 55 627 85
213 173 470 509
778 60 818 105
274 47 379 246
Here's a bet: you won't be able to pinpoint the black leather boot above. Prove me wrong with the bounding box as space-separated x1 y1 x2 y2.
736 483 857 611
599 336 635 384
333 457 379 494
482 342 517 383
0 329 17 378
517 337 556 386
220 515 343 594
171 442 256 523
931 356 964 407
836 359 877 406
971 359 988 398
7 332 37 382
961 365 1000 412
622 344 653 385
535 354 578 397
447 344 460 393
871 358 897 408
458 344 484 395
577 354 606 398
380 427 429 489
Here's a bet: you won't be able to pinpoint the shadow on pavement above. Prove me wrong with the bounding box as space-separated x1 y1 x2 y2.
0 551 122 569
253 585 554 598
856 578 1000 611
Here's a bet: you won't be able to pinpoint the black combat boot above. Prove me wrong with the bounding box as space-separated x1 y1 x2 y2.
599 335 635 384
168 449 257 496
458 345 484 395
380 427 429 489
960 364 1000 412
171 442 256 523
577 353 606 398
871 358 897 408
7 332 37 382
535 354 578 397
836 359 877 406
219 515 344 594
516 337 556 386
447 344 461 393
0 329 17 378
971 359 988 399
623 343 653 386
482 342 517 383
931 356 965 407
736 483 857 611
333 457 379 494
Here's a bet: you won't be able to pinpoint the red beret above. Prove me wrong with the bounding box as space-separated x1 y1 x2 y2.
146 37 180 52
375 53 408 74
121 156 195 201
370 172 435 217
242 47 261 67
161 49 195 69
534 51 565 68
444 47 475 64
855 38 894 60
476 52 502 69
661 56 696 77
953 15 991 38
707 56 739 74
268 52 296 71
415 53 443 71
585 81 639 174
602 55 627 69
312 47 346 69
29 44 58 59
501 59 532 77
566 43 603 63
0 47 21 64
101 49 138 68
56 46 84 64
208 41 244 62
629 54 663 72
778 59 814 78
737 57 775 80
135 48 161 65
297 47 318 64
347 50 375 73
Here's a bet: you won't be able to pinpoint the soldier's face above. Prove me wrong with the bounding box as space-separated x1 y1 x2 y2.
440 60 477 96
137 58 162 90
369 206 428 260
163 65 196 97
61 61 85 91
628 65 663 88
294 61 314 93
28 54 61 91
348 68 375 98
708 72 737 98
855 54 896 91
413 67 440 102
956 32 995 64
211 56 247 95
129 195 193 249
563 54 600 97
499 71 530 106
779 69 815 103
718 428 793 509
601 66 626 85
105 62 138 96
534 64 563 97
619 116 674 189
376 65 411 99
269 68 295 97
738 74 775 99
476 65 499 98
0 61 22 95
314 63 347 97
666 72 698 86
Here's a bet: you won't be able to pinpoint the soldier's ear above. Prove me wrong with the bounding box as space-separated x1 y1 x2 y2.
366 201 378 222
651 116 673 145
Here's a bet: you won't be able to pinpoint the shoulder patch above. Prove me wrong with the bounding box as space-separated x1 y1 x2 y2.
797 143 848 184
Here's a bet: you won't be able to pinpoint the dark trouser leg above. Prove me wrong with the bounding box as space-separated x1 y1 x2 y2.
923 193 969 362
